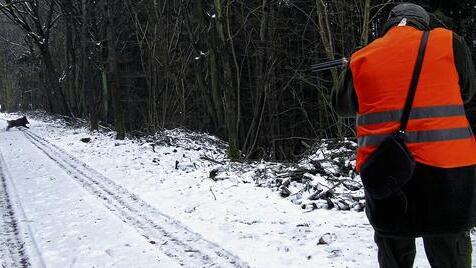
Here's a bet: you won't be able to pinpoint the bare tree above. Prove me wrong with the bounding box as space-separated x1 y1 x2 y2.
0 0 70 114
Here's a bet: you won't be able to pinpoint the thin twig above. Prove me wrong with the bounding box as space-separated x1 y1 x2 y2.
200 155 225 165
209 186 217 200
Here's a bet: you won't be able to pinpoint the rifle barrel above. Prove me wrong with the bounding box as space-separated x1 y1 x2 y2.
311 58 348 72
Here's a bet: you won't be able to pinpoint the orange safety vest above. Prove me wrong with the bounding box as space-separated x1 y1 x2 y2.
350 26 476 171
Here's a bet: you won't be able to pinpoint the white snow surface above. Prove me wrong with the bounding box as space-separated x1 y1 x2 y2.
0 112 475 267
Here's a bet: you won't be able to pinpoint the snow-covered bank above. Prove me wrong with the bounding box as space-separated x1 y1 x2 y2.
0 112 474 267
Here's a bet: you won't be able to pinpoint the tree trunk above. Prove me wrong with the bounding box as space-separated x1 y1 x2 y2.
107 0 125 140
213 0 239 160
40 45 70 115
361 0 371 46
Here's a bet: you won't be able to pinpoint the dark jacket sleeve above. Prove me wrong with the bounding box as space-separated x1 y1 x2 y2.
331 64 358 117
453 33 476 133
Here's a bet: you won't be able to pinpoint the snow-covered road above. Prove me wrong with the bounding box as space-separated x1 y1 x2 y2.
0 150 30 267
0 113 474 267
0 127 183 267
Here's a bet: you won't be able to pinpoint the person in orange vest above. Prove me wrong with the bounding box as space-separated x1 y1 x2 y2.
332 3 476 268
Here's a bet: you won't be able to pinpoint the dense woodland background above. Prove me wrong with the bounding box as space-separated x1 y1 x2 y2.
0 0 473 160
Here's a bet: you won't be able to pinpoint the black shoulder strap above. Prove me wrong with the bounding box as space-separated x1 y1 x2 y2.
400 31 430 132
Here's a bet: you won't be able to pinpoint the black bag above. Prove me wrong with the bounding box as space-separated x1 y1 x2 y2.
360 132 415 199
361 31 430 233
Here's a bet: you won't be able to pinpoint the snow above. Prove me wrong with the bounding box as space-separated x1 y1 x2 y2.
0 123 179 267
0 112 475 267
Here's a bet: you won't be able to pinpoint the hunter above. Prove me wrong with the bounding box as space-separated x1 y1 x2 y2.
332 3 476 268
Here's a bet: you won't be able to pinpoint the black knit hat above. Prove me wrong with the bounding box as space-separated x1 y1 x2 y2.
382 3 430 35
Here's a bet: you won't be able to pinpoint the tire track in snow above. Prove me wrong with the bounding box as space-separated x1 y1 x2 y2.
23 130 248 268
0 149 30 268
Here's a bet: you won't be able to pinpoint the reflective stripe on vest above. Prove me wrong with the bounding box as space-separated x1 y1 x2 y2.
357 105 466 126
358 127 473 147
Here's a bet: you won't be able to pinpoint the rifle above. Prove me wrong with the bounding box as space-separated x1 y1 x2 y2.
311 57 348 72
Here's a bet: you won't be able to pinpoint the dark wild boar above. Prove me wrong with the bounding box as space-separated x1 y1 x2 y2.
6 116 29 131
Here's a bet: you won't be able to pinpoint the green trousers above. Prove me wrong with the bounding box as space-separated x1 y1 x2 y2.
374 231 472 268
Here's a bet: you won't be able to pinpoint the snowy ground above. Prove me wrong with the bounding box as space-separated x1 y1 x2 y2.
0 112 474 267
